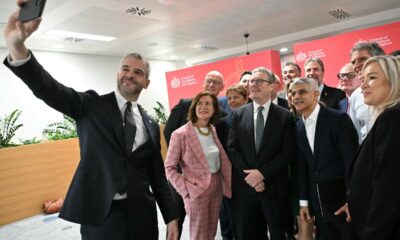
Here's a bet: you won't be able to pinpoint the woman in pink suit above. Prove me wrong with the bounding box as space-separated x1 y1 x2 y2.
165 91 232 240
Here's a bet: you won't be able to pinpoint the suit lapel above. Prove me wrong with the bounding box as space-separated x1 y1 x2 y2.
313 105 327 165
244 104 256 153
138 105 157 146
298 120 315 165
103 92 126 153
186 122 211 171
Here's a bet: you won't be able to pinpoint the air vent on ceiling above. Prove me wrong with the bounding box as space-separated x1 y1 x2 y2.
200 45 219 51
64 37 85 43
125 7 152 16
328 8 351 20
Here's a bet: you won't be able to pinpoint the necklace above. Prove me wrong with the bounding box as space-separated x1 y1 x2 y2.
196 126 211 136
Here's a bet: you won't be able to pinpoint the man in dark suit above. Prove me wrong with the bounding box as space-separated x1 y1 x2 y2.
227 67 296 240
304 57 346 110
289 77 358 240
3 8 178 240
163 70 229 238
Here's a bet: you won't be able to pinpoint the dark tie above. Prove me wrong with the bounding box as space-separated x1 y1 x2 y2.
124 102 137 153
255 106 264 152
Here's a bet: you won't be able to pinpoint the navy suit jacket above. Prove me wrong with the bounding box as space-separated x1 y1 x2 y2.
227 103 296 198
348 104 400 240
4 54 177 229
296 105 358 214
320 85 346 110
339 97 349 113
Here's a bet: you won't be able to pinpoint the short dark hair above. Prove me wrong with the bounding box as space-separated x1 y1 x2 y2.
226 84 249 98
350 42 385 57
283 62 301 75
390 50 400 56
304 57 325 72
187 91 221 125
240 70 252 80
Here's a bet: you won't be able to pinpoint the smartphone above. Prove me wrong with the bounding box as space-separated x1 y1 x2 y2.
18 0 47 23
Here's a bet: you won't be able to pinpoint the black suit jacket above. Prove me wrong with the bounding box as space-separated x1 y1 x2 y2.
320 85 346 110
227 103 295 198
4 54 177 228
277 97 289 109
296 105 358 214
348 104 400 240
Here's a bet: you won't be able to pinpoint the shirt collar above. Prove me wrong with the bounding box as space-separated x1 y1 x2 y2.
253 99 272 112
115 90 138 110
303 103 320 122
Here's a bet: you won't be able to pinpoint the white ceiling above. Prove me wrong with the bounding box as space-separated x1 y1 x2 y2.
1 0 399 65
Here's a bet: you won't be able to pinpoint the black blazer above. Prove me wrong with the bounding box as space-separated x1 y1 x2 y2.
296 105 358 213
227 103 296 198
320 85 346 110
277 97 289 109
348 104 400 240
4 54 177 227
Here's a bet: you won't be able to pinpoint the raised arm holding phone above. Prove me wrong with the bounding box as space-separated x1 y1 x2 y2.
3 1 179 239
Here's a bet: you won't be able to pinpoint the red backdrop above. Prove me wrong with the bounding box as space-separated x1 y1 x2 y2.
165 50 281 110
294 21 400 87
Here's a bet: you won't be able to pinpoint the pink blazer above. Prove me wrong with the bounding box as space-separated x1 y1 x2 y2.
165 121 232 200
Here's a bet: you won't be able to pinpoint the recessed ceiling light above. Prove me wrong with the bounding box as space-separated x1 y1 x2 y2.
44 30 115 42
280 47 288 52
53 44 64 49
169 55 178 60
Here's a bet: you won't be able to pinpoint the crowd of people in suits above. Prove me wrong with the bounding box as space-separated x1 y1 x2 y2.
3 2 400 239
163 42 400 240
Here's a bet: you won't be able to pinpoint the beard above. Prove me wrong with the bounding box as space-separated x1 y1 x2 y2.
117 76 143 99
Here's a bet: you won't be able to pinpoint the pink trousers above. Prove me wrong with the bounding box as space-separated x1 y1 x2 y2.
183 174 223 240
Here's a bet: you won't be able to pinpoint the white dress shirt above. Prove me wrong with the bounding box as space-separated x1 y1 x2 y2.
299 103 321 207
349 87 372 143
114 90 150 200
195 128 221 173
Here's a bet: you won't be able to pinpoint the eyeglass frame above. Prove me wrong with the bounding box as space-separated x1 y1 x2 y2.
204 79 223 85
248 78 273 86
337 72 356 80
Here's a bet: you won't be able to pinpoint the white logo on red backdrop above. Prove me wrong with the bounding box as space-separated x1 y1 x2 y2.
296 52 307 62
171 77 181 89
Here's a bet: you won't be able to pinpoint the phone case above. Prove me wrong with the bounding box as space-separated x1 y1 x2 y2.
18 0 47 23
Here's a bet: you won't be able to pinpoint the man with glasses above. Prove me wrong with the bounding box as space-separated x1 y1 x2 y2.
337 63 360 113
227 67 295 240
163 70 229 239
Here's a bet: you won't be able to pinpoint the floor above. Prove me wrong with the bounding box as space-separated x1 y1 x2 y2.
0 207 223 240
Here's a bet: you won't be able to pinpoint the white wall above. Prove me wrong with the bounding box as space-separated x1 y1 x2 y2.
0 48 176 142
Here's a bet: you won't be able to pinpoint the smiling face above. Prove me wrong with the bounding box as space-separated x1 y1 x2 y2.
227 90 248 110
282 65 301 85
351 49 372 74
305 61 324 85
195 95 215 123
361 62 390 107
289 82 319 117
202 71 224 95
117 56 150 101
249 72 274 104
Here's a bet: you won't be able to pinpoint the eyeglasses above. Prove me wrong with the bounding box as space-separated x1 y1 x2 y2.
205 79 223 85
337 72 356 80
249 79 272 85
